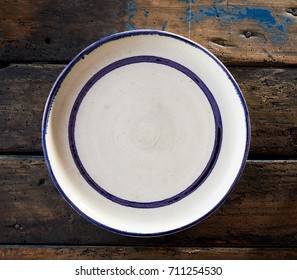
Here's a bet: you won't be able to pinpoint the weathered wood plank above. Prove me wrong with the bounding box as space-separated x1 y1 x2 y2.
0 0 125 62
130 0 297 65
0 246 296 260
1 64 297 155
232 67 297 157
0 0 296 64
0 64 62 153
0 157 296 246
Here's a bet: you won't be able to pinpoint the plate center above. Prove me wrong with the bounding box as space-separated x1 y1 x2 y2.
131 114 161 149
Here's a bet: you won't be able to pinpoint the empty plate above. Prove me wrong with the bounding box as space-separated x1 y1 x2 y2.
42 30 250 236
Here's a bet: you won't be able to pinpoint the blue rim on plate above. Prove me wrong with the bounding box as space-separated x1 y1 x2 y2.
42 29 250 237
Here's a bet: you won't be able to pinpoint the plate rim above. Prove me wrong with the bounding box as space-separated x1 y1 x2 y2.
42 29 251 237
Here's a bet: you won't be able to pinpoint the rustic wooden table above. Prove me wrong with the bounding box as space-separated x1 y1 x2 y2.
0 0 296 260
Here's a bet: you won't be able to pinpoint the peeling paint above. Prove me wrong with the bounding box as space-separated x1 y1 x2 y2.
162 21 168 31
128 14 135 21
126 22 135 30
125 1 137 30
178 0 195 3
125 1 137 12
183 2 294 44
124 1 168 31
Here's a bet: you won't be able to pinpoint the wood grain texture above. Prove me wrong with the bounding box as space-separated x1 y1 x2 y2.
0 0 296 65
231 67 297 157
0 157 296 246
1 0 296 262
0 64 61 153
1 64 297 155
129 0 297 65
0 0 125 62
0 246 296 260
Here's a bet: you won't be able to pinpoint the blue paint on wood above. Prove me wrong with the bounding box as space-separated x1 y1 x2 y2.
162 21 168 31
125 1 138 11
178 0 195 3
124 1 169 32
126 22 135 30
185 6 195 22
128 14 135 21
125 1 137 30
183 2 294 44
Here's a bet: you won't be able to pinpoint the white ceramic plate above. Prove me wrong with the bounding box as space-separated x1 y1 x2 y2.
42 30 250 236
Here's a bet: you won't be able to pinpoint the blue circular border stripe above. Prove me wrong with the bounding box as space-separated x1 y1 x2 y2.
68 55 222 208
